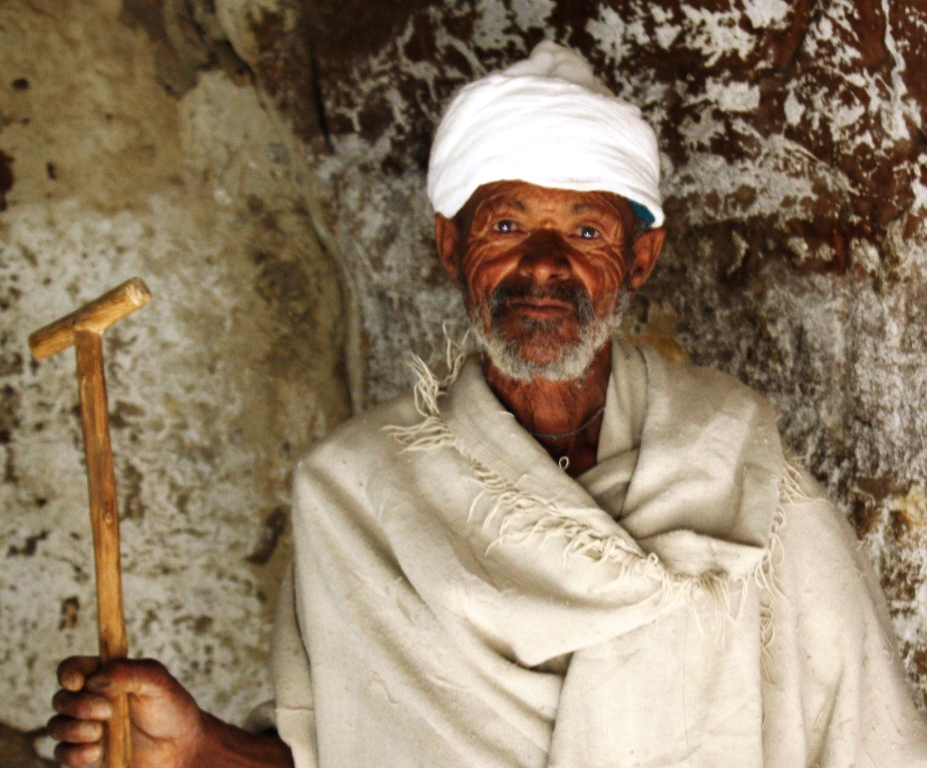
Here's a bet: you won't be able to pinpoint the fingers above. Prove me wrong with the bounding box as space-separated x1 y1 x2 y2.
46 714 104 743
57 656 101 692
51 660 112 767
47 701 105 768
52 689 113 720
53 739 103 768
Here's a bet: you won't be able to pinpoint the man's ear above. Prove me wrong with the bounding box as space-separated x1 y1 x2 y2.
435 214 461 282
628 227 666 291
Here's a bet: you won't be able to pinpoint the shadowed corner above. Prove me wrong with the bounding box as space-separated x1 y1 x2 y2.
0 721 54 767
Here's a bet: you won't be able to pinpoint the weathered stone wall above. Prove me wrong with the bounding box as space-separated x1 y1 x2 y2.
0 0 351 751
228 0 927 705
4 0 927 760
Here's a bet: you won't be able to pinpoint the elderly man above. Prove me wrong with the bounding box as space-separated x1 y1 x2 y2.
48 42 927 768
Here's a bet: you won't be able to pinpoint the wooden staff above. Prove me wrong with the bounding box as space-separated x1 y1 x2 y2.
30 277 152 768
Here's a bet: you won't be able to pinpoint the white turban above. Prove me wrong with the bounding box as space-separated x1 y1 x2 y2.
427 41 664 228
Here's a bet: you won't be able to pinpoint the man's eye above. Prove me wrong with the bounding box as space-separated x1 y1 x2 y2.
579 225 599 239
494 220 517 233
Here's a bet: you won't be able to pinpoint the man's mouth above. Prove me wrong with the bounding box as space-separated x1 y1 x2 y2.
489 281 590 326
504 295 576 319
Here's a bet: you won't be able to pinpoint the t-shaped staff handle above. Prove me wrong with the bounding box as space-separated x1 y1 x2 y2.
30 277 151 768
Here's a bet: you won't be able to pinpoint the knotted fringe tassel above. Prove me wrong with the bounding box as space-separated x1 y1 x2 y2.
758 457 806 679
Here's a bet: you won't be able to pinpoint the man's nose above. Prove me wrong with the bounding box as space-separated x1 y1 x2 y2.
516 230 572 282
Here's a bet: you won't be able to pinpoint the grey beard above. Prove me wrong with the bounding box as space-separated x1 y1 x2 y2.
468 285 632 383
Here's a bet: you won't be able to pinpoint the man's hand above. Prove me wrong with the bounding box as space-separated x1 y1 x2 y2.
48 656 205 768
48 656 294 768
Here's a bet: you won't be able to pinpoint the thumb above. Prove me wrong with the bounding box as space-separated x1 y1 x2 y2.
85 658 178 699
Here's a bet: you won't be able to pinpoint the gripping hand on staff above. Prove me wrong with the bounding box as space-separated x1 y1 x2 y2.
48 656 294 768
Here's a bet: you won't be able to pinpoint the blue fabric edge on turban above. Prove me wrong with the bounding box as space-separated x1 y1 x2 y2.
629 200 656 227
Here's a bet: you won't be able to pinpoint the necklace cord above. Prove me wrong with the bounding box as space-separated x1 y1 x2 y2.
530 402 606 441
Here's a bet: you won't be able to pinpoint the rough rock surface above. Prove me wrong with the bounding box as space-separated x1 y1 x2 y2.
229 0 927 706
3 0 927 756
0 0 350 742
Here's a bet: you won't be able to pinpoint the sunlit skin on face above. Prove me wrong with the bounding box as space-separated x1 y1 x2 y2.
436 180 665 477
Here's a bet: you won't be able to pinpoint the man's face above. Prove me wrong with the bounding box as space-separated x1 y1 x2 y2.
436 180 664 382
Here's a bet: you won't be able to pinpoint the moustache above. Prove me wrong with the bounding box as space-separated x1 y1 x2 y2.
489 280 595 324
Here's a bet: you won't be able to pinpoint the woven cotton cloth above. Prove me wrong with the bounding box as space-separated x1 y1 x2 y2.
427 41 665 225
268 341 927 767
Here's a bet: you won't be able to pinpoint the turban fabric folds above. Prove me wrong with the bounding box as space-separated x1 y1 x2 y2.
427 41 665 228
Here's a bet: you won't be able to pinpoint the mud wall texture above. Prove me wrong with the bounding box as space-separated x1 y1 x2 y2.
224 0 927 705
3 0 927 752
0 0 351 741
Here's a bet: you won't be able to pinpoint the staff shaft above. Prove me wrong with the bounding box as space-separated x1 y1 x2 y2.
75 330 131 768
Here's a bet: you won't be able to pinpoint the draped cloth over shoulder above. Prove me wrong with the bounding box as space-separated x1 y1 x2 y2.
269 341 927 767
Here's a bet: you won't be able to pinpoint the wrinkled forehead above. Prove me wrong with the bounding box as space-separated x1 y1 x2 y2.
456 180 635 229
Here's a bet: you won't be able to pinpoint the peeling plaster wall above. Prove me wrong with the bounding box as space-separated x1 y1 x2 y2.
0 0 350 736
4 0 927 751
227 0 927 706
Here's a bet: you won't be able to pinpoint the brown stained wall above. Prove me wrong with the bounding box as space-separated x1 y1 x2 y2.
225 0 927 704
0 0 351 749
3 0 927 757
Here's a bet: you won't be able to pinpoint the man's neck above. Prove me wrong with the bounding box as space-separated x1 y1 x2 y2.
484 344 612 478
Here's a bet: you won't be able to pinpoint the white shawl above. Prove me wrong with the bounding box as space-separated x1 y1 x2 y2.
267 341 927 767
